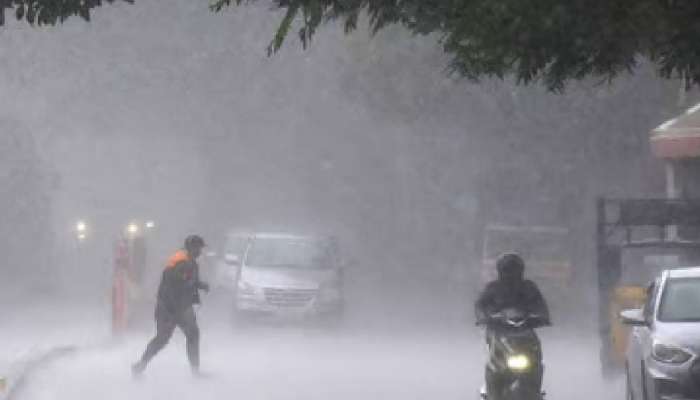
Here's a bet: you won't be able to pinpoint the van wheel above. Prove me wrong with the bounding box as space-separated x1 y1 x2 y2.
317 308 344 330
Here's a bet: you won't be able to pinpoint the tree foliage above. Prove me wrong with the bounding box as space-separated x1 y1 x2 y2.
211 0 700 91
0 0 130 26
2 0 700 90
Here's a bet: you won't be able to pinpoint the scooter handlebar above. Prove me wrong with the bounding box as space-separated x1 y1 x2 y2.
478 312 549 328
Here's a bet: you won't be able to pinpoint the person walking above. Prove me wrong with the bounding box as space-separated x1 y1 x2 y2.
132 234 210 376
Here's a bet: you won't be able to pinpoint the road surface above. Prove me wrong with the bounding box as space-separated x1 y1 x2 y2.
9 299 621 400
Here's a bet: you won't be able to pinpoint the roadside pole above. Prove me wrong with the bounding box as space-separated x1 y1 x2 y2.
112 238 130 336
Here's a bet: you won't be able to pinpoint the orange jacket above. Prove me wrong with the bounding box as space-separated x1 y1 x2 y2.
157 249 200 311
166 250 191 269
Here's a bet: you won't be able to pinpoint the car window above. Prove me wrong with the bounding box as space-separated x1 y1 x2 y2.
658 277 700 322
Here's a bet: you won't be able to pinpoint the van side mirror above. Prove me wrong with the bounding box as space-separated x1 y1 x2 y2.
224 253 241 266
620 309 647 326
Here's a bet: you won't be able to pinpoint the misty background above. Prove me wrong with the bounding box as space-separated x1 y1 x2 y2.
0 0 692 328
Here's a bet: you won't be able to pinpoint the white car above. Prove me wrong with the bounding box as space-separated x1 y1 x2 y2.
225 233 345 321
622 267 700 400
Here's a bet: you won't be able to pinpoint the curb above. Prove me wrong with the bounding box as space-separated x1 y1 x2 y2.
0 346 77 400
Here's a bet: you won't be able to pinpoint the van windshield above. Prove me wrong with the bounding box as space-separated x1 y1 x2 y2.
245 238 332 269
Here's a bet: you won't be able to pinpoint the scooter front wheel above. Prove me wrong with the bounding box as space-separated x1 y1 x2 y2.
504 383 543 400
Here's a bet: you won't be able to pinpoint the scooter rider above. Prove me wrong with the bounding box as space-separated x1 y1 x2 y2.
475 253 550 397
132 235 210 376
475 253 550 324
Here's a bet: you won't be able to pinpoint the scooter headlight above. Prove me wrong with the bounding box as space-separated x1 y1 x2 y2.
506 354 531 371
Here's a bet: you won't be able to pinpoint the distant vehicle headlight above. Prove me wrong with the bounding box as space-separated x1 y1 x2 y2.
506 354 531 372
76 221 87 233
127 223 140 235
652 340 692 364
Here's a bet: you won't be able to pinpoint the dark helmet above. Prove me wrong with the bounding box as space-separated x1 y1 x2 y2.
184 234 206 252
496 252 525 281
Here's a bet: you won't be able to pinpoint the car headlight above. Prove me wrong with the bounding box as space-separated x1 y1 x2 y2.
506 354 531 371
652 341 692 364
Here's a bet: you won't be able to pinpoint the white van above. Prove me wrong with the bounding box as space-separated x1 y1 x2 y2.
225 233 345 321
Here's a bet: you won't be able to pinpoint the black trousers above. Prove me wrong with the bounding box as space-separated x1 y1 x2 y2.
139 305 200 369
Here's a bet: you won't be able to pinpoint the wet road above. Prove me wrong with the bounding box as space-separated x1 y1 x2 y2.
12 307 621 400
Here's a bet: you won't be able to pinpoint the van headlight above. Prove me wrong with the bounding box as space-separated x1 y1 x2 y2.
237 281 257 296
506 354 531 371
652 341 692 364
319 285 341 301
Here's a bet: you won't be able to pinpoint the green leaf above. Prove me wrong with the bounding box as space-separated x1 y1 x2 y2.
267 3 300 56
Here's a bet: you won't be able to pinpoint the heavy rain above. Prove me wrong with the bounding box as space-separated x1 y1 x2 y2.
2 1 699 400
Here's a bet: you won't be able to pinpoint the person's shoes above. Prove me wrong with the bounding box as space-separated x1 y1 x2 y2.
131 362 145 377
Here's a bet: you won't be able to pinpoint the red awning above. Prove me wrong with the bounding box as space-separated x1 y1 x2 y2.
651 103 700 159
